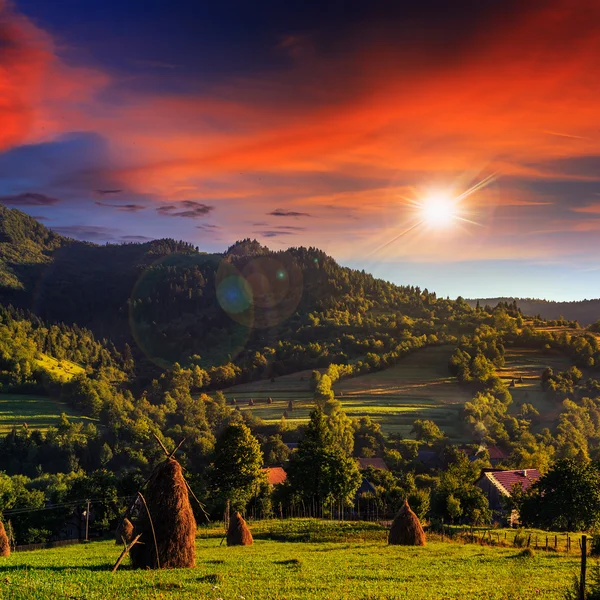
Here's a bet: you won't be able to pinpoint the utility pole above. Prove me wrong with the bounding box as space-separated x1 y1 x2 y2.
85 499 91 542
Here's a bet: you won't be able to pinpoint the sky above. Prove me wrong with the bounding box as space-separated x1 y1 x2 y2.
1 0 600 301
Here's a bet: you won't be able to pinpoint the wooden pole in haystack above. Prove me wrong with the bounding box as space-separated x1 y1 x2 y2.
0 521 10 557
388 499 426 546
127 436 198 570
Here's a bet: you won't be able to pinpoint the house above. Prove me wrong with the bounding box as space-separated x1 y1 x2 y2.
355 478 377 497
356 457 389 471
262 466 287 486
486 445 509 466
476 468 541 523
417 449 442 469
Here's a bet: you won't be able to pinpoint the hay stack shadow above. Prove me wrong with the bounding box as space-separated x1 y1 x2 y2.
130 457 197 569
388 499 426 546
115 517 134 546
227 512 253 546
0 521 10 557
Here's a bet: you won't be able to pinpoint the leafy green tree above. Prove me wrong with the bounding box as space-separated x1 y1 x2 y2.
287 409 361 509
519 459 600 531
208 423 264 511
411 419 445 444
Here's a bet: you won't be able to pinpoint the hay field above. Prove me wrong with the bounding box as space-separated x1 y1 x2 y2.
497 347 572 429
0 524 580 599
225 346 472 439
0 394 94 433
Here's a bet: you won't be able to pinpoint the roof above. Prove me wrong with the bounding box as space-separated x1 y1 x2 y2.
487 446 509 460
262 466 287 486
356 478 377 496
356 457 389 471
478 469 541 496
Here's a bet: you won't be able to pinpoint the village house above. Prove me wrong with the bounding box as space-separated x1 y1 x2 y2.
476 468 541 524
356 457 389 471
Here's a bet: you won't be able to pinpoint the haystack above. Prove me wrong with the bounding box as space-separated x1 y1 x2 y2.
115 517 135 546
130 458 196 569
0 521 10 557
388 499 426 546
227 512 253 546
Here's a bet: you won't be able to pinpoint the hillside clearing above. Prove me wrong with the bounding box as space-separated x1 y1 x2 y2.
498 347 572 429
0 394 95 433
34 353 85 381
225 347 475 439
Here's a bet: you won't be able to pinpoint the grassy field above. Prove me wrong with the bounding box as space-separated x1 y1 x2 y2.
0 394 95 434
497 347 572 430
0 521 583 599
225 346 472 439
34 353 85 381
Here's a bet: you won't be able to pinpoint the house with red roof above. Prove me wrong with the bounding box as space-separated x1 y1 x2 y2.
476 468 541 523
262 466 287 486
356 457 389 471
486 445 509 466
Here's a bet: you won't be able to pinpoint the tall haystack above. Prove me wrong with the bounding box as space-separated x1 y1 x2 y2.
227 512 253 546
115 517 135 546
130 458 196 569
388 499 426 546
0 521 10 557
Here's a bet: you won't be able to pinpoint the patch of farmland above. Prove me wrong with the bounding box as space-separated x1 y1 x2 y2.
497 347 572 428
0 394 95 433
226 346 472 439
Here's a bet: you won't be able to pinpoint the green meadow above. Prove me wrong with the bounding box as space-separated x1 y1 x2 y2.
34 354 85 382
0 394 94 434
225 346 472 439
498 347 572 430
225 344 566 440
0 521 583 599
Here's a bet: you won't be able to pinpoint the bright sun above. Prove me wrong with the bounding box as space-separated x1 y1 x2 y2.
419 193 457 228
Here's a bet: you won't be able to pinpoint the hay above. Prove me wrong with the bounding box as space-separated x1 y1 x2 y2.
130 458 196 569
115 517 135 546
388 499 426 546
227 512 253 546
0 521 10 557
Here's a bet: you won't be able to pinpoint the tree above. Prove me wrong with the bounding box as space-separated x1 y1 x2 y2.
519 459 600 531
411 419 445 444
287 409 361 509
208 423 264 511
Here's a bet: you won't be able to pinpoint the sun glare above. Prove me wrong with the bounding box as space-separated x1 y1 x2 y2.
420 193 457 228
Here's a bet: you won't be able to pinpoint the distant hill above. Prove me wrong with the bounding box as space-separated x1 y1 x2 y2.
0 207 456 370
466 297 600 326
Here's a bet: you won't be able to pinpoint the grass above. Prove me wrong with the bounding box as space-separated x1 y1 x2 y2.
34 354 85 381
0 520 582 599
225 346 472 439
0 394 95 434
497 347 572 430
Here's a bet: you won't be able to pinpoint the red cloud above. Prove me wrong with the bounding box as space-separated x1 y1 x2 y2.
0 0 107 151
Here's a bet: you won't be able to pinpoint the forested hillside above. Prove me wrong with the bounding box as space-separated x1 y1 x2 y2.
467 297 600 326
0 207 475 378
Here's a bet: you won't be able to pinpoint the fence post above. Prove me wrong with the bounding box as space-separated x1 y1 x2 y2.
85 499 90 542
580 534 587 600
